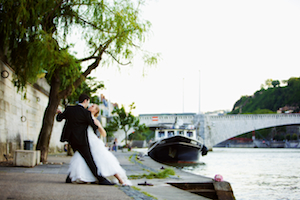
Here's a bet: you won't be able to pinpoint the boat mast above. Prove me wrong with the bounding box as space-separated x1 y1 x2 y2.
182 78 184 113
198 70 201 114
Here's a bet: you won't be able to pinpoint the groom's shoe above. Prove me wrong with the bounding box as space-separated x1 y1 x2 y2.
66 174 72 183
98 177 115 185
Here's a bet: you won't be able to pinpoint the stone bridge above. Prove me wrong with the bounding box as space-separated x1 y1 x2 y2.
138 113 300 150
195 114 300 150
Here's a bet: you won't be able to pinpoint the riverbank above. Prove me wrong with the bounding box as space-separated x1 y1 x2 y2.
0 149 235 200
215 139 300 148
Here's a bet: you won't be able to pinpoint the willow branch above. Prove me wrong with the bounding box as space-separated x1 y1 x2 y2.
126 37 140 48
77 36 115 62
104 50 131 66
76 56 98 63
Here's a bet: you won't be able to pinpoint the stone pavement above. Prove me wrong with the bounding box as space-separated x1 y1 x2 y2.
0 149 217 200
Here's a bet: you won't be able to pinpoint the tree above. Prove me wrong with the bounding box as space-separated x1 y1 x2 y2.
251 109 275 114
0 0 158 162
109 103 140 145
287 77 300 87
66 77 104 106
271 80 280 88
265 79 273 88
129 121 152 141
104 118 119 139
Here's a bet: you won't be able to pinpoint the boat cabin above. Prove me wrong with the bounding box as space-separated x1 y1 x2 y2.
154 128 197 141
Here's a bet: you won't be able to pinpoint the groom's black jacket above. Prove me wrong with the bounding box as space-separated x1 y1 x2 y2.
56 104 98 146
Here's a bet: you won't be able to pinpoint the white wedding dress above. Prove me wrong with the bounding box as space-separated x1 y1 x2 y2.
68 126 131 185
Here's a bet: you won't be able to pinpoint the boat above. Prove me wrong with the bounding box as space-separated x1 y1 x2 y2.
148 126 208 164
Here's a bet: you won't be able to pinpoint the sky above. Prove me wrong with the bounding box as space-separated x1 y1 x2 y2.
87 0 300 115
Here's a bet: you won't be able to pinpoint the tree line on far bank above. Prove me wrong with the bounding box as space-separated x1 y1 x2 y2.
230 77 300 114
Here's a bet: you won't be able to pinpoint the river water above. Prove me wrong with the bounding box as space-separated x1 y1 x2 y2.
181 148 300 200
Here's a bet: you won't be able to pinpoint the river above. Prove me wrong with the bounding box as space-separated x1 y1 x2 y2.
182 148 300 200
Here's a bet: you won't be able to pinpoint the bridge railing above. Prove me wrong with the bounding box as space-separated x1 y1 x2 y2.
208 113 300 120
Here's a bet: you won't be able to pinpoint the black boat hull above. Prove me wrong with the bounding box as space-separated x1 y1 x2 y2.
148 139 202 163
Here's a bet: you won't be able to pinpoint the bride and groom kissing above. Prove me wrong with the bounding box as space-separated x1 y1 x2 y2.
56 94 130 186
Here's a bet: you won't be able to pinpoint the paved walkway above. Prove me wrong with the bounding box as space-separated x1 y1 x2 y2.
0 149 213 200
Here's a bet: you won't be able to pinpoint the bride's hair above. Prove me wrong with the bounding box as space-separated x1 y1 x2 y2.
94 104 100 117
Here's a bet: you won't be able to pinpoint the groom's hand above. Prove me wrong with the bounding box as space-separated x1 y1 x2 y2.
56 109 62 114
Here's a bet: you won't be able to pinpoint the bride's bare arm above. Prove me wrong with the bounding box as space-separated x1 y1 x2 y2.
93 119 107 137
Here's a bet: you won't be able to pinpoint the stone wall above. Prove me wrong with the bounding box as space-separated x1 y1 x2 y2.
0 61 64 161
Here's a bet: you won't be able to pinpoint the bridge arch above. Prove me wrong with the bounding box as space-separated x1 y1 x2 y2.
195 114 300 150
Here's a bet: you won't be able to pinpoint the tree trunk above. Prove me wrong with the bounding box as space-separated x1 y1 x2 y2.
35 56 101 162
125 131 128 146
36 70 61 163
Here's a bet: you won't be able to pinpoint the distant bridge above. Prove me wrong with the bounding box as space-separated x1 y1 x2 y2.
194 114 300 150
138 113 300 150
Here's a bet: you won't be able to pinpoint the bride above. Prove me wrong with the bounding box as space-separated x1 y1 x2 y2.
68 104 131 186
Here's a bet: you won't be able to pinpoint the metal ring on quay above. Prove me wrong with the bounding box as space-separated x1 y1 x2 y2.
1 70 9 78
21 116 27 122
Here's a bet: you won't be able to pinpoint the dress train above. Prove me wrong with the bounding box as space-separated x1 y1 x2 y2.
68 126 131 185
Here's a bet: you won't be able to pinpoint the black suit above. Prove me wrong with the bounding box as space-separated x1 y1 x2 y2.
57 104 107 183
58 104 98 145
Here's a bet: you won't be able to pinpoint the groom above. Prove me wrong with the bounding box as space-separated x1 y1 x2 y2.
56 93 113 185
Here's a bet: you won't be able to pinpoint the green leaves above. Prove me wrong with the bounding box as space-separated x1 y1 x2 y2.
66 76 104 105
1 0 158 100
230 77 300 114
107 102 148 144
